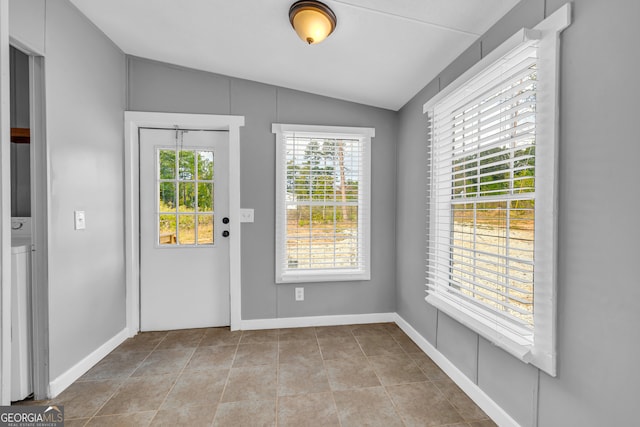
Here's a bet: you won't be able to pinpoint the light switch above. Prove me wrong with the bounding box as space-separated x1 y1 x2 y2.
240 208 254 223
74 210 86 230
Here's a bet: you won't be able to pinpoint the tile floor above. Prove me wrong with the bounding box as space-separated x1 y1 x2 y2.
16 323 497 426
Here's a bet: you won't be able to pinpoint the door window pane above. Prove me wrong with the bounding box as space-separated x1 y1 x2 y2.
178 182 196 212
159 150 176 179
179 150 195 180
159 214 176 245
198 183 214 212
198 151 214 180
198 215 214 244
159 182 176 211
178 215 196 245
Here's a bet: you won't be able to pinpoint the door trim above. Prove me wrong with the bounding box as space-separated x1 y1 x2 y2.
1 0 12 405
124 112 244 333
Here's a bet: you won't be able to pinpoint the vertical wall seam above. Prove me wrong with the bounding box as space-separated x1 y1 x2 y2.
434 74 440 350
532 368 540 427
474 334 479 384
228 78 232 115
275 88 279 122
44 0 47 54
125 57 130 110
274 87 279 318
434 310 439 348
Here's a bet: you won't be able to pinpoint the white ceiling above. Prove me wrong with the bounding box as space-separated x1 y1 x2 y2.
69 0 520 110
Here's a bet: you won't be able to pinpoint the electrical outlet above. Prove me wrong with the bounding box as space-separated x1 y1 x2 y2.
295 287 304 301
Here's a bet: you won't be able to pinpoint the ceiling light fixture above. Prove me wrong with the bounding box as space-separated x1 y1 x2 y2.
289 0 337 45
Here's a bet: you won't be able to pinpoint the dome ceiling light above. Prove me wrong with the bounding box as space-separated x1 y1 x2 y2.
289 0 337 45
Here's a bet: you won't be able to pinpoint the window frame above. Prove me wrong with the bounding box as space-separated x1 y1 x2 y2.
154 146 216 248
423 5 571 376
272 123 374 284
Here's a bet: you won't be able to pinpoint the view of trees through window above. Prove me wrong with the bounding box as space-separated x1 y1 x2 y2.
285 137 362 269
157 149 215 245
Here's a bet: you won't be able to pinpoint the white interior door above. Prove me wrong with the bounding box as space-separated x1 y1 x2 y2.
139 128 230 331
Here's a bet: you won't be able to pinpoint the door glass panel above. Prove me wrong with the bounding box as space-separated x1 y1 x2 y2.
178 215 196 245
156 146 216 246
159 214 177 245
159 182 176 211
198 183 214 212
198 151 214 180
159 150 176 179
179 150 195 180
198 215 214 244
178 182 196 212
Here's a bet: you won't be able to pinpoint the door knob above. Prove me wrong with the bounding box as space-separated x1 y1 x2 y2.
222 230 230 238
222 217 230 224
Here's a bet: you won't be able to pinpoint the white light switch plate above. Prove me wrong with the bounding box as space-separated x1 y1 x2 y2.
240 208 254 223
74 210 86 230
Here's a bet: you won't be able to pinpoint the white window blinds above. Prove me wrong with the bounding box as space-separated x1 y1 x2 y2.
424 5 571 375
273 124 373 283
428 38 539 337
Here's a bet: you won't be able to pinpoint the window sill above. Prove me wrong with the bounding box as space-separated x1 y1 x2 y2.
277 269 370 284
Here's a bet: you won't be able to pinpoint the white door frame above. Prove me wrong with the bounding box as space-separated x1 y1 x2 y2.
0 0 12 405
124 111 244 334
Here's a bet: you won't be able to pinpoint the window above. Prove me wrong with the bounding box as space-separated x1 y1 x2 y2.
272 124 374 283
157 148 215 246
424 7 570 376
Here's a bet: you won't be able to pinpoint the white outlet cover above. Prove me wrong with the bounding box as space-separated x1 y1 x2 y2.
240 208 254 223
74 210 86 230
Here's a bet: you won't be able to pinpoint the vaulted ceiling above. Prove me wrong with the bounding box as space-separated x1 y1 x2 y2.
69 0 520 110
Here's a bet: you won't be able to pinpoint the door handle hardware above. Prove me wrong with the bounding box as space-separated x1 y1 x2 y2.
222 230 230 238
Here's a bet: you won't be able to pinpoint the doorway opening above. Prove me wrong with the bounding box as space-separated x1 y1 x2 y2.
6 43 49 403
124 112 244 335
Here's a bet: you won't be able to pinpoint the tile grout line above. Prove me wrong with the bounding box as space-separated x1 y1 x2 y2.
356 326 410 427
274 328 282 427
210 329 243 427
390 325 480 426
153 332 204 419
317 327 344 427
81 331 170 424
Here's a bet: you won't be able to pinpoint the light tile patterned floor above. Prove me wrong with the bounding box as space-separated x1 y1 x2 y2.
15 323 497 426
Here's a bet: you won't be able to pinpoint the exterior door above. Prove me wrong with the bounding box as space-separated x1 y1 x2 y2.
139 128 230 331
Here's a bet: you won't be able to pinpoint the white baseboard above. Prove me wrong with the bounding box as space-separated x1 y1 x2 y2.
393 313 520 427
48 328 129 398
239 312 395 331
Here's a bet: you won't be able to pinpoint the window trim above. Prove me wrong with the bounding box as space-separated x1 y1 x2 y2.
423 4 571 376
272 123 374 284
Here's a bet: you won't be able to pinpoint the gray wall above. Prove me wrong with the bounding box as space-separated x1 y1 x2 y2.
9 0 127 380
396 0 640 425
127 57 398 320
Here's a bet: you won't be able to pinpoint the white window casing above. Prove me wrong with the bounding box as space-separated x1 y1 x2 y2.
423 4 571 376
272 124 374 283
